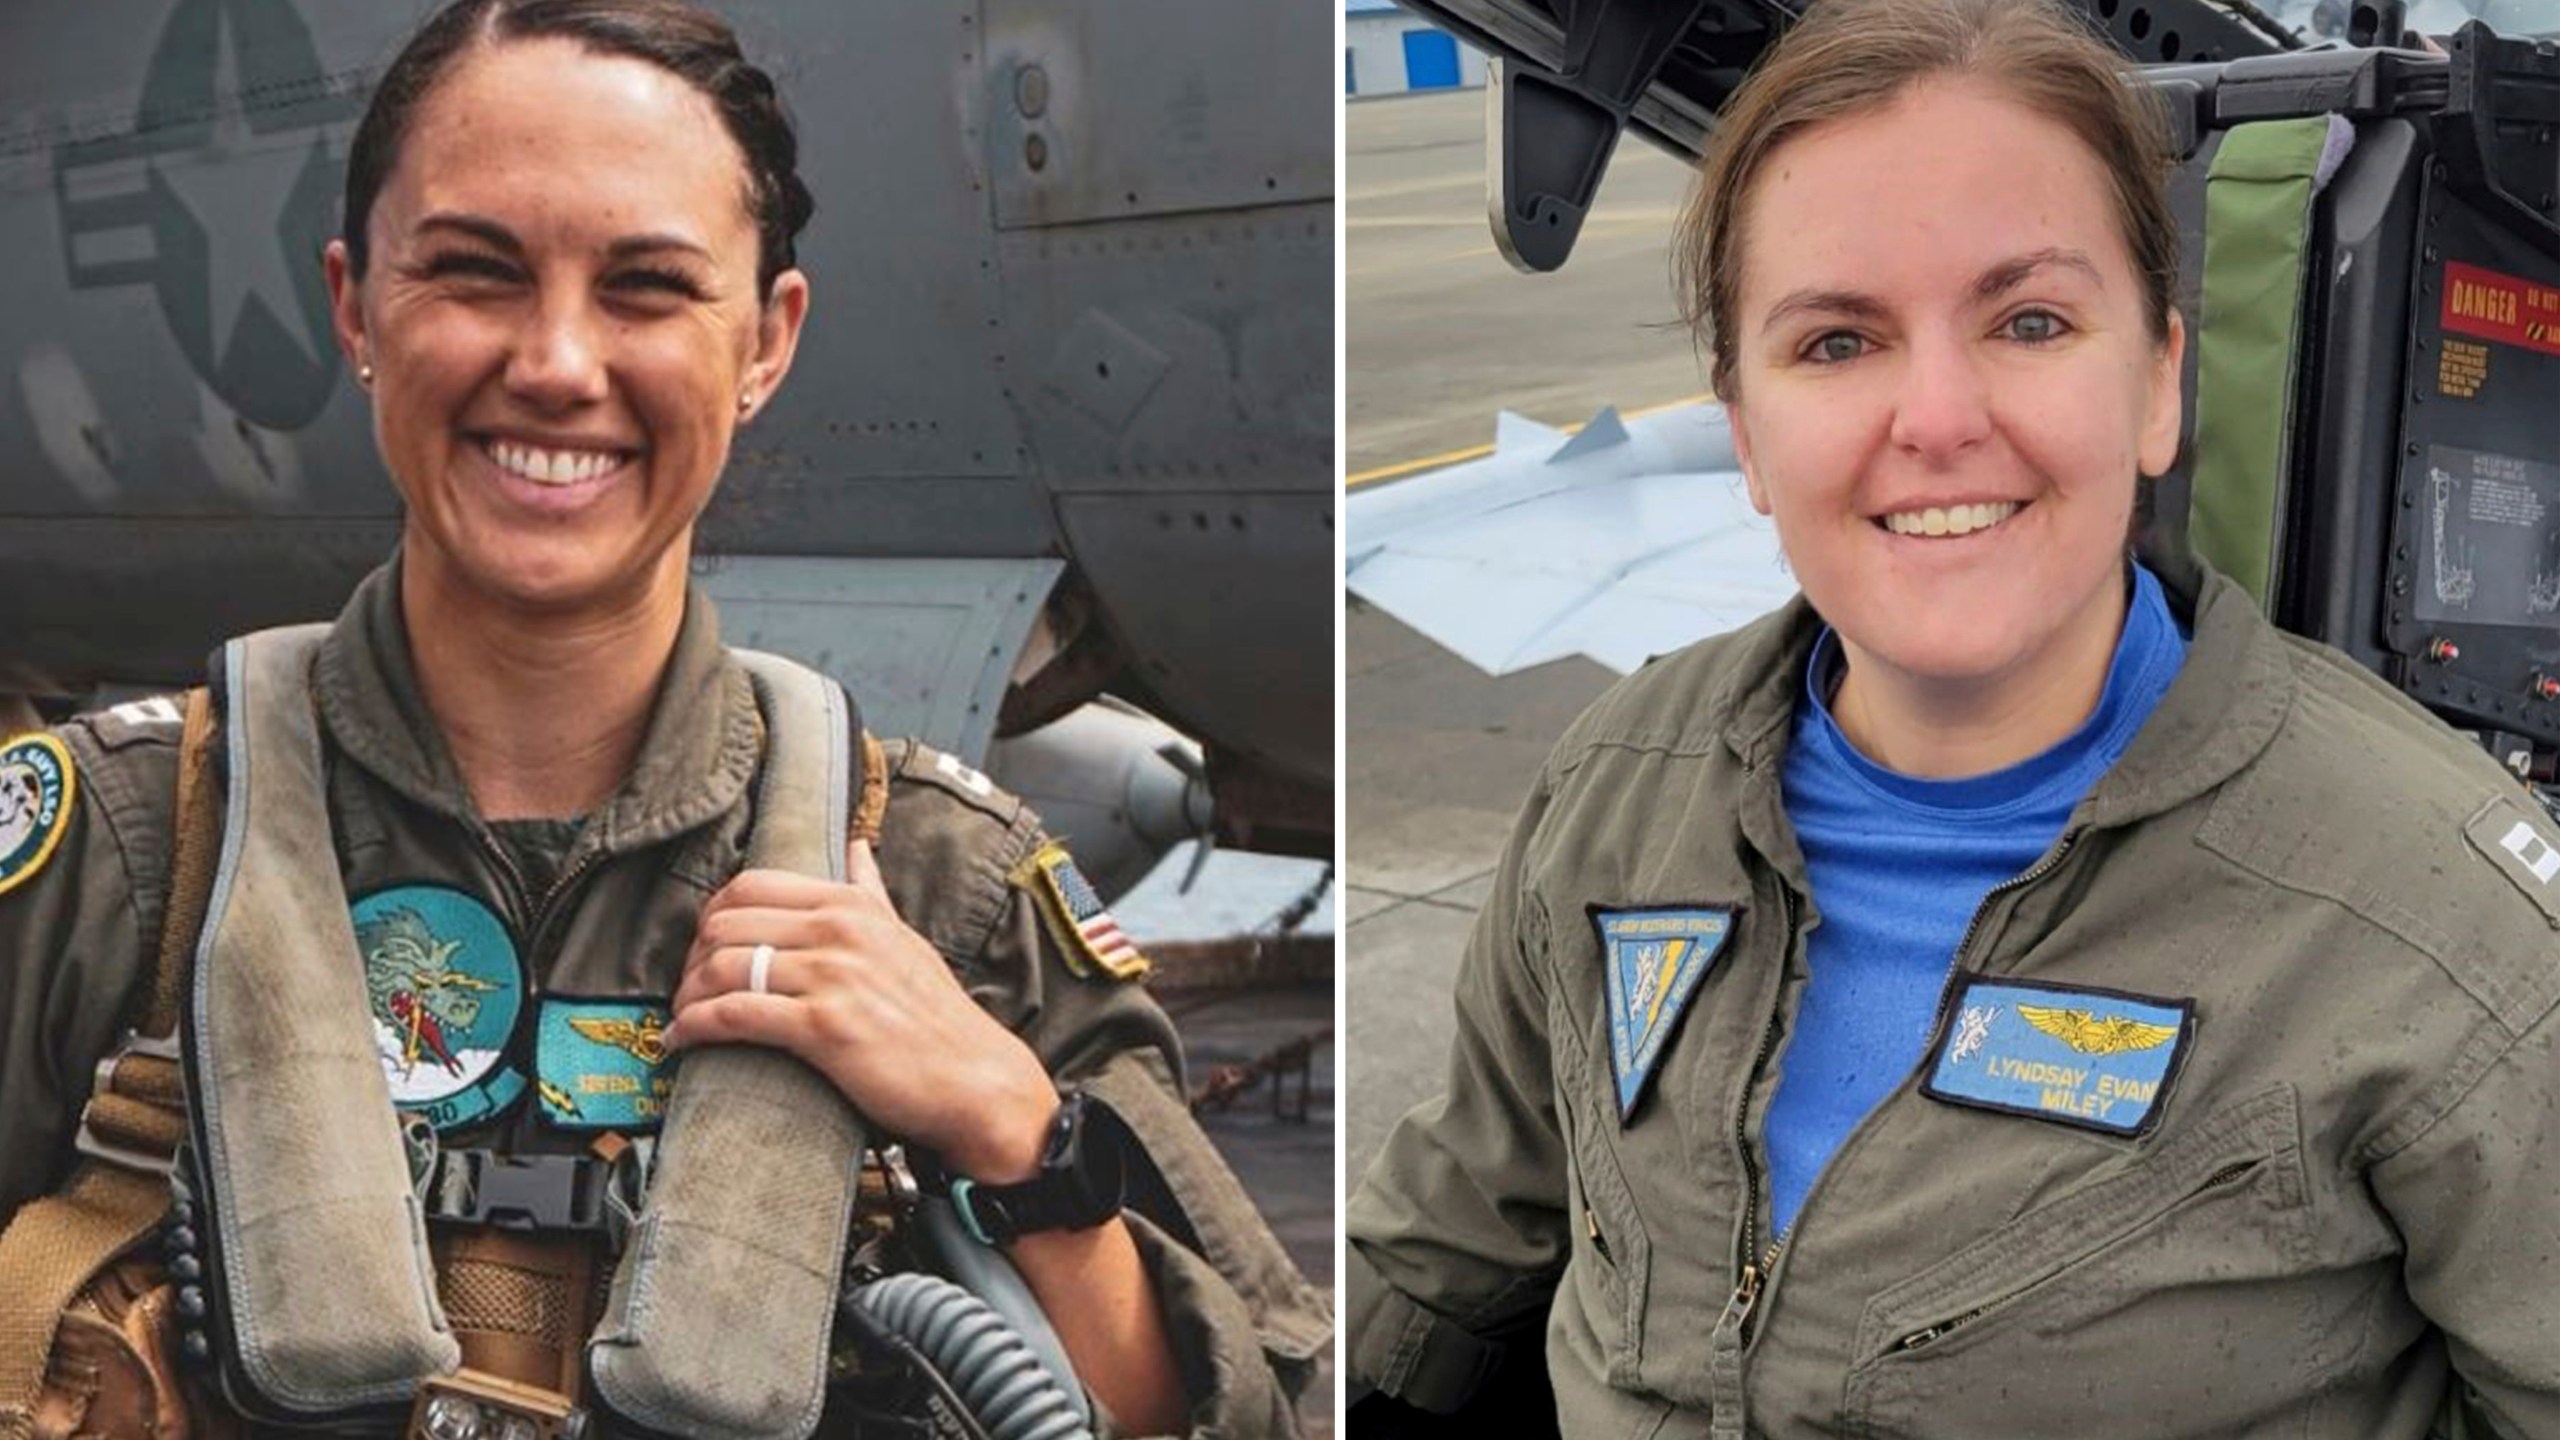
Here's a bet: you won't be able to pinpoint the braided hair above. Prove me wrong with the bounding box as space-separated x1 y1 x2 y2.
342 0 815 299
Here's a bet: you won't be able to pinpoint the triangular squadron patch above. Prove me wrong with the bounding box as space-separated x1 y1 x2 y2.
1593 906 1736 1121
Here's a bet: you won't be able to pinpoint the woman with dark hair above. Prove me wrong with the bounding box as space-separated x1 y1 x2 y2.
0 3 1323 1436
1347 0 2560 1434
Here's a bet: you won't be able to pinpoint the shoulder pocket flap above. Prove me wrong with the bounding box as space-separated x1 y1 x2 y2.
1850 1083 2304 1364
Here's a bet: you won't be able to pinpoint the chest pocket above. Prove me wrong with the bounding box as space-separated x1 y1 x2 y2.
1842 1084 2317 1439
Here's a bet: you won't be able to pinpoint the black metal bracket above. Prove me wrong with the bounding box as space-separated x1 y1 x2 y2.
2076 0 2279 66
1490 0 1714 272
2436 22 2560 267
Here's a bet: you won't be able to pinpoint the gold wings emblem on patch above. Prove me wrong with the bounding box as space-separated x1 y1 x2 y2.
2015 1005 2178 1056
568 1012 667 1066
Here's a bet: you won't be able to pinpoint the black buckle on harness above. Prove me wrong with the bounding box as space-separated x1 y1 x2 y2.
425 1150 610 1233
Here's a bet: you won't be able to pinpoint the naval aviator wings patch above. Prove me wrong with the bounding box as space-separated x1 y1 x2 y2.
1593 906 1737 1121
1922 975 2195 1137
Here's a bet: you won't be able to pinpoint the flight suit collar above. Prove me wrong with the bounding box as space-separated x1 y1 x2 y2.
311 555 762 850
1710 557 2293 840
2080 560 2292 828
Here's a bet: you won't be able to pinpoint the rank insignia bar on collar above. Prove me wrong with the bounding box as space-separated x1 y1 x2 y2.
353 884 529 1133
1922 975 2196 1137
0 734 75 898
1593 906 1737 1121
1012 840 1150 981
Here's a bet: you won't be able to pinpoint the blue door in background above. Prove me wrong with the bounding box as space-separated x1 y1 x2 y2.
1402 29 1459 90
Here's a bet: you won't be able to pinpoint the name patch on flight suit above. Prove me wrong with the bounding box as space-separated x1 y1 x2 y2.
1922 975 2195 1137
0 734 75 898
353 884 529 1132
536 999 675 1130
1593 906 1736 1120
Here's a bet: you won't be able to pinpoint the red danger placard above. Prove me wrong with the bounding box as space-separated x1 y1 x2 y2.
2441 261 2560 357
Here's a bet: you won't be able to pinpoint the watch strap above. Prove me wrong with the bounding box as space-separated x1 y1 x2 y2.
942 1092 1129 1246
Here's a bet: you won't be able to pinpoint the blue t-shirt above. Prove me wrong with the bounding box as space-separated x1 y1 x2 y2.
1764 563 2189 1238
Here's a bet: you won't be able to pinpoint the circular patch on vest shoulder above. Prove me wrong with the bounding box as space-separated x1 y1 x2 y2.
0 734 76 899
352 884 528 1132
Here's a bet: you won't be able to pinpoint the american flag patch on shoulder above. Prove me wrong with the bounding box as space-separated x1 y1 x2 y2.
1011 840 1150 981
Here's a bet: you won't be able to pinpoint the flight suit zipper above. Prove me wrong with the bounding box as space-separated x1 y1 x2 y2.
1571 1148 1612 1265
1713 826 2085 1431
1711 885 1798 1440
475 818 613 971
1927 828 2083 1047
525 846 610 966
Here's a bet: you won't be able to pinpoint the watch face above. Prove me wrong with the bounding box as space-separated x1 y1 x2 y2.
953 1093 1135 1243
1045 1093 1129 1233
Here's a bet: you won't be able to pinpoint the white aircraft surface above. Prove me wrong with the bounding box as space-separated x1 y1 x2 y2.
1345 400 1798 675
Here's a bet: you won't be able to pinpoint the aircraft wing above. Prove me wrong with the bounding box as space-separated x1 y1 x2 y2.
1386 0 2290 273
1345 401 1797 676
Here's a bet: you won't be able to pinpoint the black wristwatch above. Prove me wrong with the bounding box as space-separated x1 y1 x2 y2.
941 1091 1133 1246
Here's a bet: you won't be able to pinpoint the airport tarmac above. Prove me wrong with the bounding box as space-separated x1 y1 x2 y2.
1346 86 1705 1190
1345 85 1708 479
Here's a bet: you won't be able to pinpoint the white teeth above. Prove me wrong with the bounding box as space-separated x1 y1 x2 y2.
1883 501 2020 537
486 439 623 487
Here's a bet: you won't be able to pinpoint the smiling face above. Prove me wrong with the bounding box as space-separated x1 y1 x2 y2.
1725 79 2182 713
325 36 806 617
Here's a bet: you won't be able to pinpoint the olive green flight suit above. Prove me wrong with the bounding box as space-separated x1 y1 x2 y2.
1349 558 2560 1438
0 560 1328 1438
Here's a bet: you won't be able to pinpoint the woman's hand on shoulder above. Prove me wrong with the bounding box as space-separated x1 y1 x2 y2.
663 839 1060 1181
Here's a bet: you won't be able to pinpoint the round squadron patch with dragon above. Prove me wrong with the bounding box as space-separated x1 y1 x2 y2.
352 884 528 1132
0 734 76 898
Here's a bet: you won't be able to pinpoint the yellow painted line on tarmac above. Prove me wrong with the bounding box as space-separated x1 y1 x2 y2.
1345 440 1499 490
1345 393 1714 490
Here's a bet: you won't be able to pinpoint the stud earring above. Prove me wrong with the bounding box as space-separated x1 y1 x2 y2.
358 362 374 386
737 392 755 416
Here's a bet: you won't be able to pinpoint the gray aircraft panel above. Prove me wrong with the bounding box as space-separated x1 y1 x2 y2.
984 0 1334 230
4 0 378 513
0 0 1335 850
992 190 1332 783
999 205 1333 495
693 554 1064 763
1058 487 1332 776
726 0 1028 484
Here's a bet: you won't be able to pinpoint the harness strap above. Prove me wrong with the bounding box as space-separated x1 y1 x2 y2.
0 689 218 1439
430 1227 606 1402
855 733 889 848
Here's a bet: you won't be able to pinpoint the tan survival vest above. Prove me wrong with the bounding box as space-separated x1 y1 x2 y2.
0 627 892 1440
